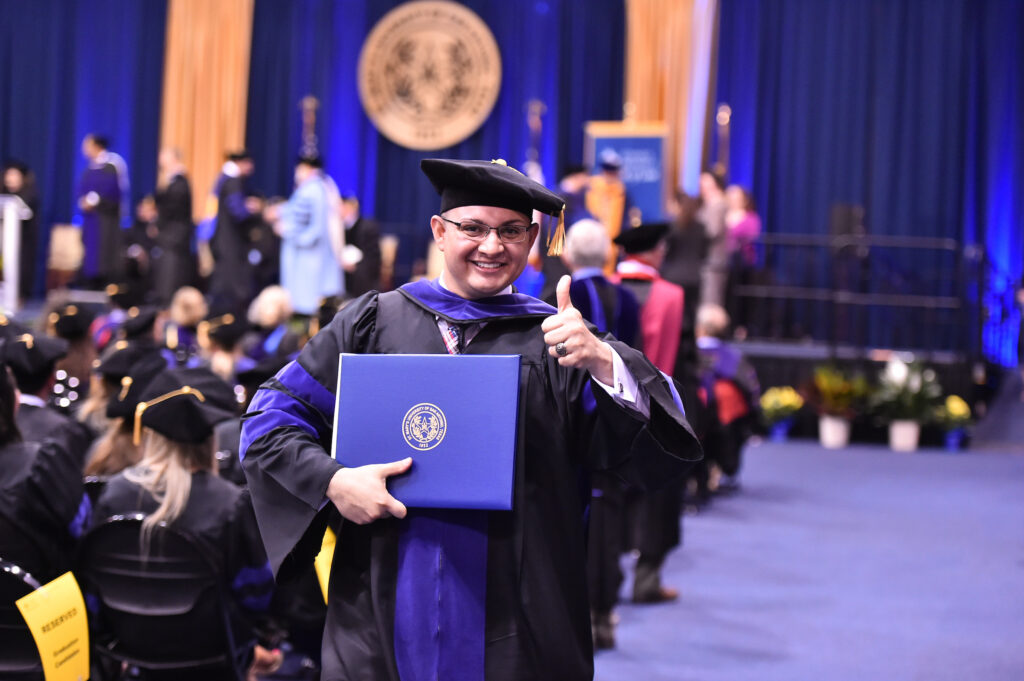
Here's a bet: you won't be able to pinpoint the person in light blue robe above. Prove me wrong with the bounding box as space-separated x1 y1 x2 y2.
274 156 344 316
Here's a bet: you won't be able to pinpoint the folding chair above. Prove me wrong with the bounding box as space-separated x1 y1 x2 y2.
77 514 250 680
0 558 44 680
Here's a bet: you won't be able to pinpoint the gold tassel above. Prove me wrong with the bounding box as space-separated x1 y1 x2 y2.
546 206 566 257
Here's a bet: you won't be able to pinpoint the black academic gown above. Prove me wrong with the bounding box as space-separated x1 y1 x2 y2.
241 281 701 681
210 175 257 312
345 216 382 297
16 403 94 459
91 471 274 624
153 173 195 304
0 436 90 583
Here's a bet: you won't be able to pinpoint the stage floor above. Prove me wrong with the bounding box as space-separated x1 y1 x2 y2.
596 440 1024 681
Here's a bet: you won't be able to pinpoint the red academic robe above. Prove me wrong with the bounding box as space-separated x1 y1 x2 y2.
613 260 685 375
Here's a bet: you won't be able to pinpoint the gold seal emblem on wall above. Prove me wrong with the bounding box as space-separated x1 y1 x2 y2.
402 402 447 451
358 1 502 151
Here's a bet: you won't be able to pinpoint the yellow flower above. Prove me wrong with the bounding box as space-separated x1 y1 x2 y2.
945 395 969 419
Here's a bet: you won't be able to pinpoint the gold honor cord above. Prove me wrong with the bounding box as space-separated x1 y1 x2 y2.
133 386 207 445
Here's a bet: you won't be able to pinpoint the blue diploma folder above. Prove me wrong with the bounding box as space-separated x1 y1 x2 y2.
332 354 520 510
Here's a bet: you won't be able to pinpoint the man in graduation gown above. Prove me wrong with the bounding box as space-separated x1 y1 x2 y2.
241 159 702 681
268 155 345 316
340 194 382 298
210 150 262 312
612 222 688 604
77 134 129 286
153 147 195 305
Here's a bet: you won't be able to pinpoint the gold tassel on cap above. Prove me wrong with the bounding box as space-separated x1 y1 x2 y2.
133 386 206 445
546 205 566 256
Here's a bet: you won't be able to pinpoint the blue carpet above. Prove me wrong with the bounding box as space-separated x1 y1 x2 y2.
595 441 1024 681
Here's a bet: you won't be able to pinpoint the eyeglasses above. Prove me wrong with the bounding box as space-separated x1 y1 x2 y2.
439 217 532 244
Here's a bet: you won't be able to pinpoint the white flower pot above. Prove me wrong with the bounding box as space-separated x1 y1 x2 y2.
819 415 851 449
889 420 920 452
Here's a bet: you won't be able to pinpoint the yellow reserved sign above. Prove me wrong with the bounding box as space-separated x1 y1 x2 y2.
15 571 89 681
314 526 336 603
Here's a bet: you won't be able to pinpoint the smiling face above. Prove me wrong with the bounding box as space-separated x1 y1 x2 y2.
429 205 539 299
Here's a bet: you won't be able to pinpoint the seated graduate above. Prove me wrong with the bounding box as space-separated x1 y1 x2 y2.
199 312 254 383
0 343 91 583
78 339 165 443
90 367 276 659
47 302 98 402
243 285 302 362
241 158 703 681
84 351 167 478
161 286 207 368
6 332 93 456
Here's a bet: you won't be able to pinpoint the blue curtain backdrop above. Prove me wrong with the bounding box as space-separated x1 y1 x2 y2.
713 0 1024 365
246 0 625 284
0 0 166 297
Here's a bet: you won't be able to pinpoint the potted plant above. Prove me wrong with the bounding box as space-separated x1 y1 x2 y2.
811 365 869 449
760 386 804 442
934 394 971 451
870 357 942 452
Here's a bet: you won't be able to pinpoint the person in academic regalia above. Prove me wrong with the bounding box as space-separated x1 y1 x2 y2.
77 134 129 286
268 155 345 316
209 151 262 313
0 343 91 583
612 222 688 605
556 219 641 650
241 158 702 681
3 160 41 299
243 285 301 363
47 303 98 402
340 194 382 298
161 286 207 368
585 150 630 274
90 367 281 677
153 148 195 305
6 332 93 456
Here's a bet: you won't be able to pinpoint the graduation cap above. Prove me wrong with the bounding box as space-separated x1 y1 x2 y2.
95 341 166 381
228 150 252 162
614 222 670 254
48 304 95 341
105 283 141 310
297 154 324 169
0 313 30 341
420 158 568 255
133 368 237 444
598 149 623 172
199 313 249 350
106 352 167 420
121 306 159 340
4 333 69 393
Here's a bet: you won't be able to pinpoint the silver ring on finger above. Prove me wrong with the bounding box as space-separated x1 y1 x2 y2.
555 341 568 357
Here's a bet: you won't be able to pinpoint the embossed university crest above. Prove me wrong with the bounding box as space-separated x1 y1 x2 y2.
402 402 448 451
358 1 502 151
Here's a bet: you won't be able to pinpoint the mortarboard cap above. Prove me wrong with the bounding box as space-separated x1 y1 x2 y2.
121 305 158 340
599 149 623 172
420 158 567 255
49 304 95 341
199 313 248 350
134 368 237 444
95 341 166 381
106 283 141 310
4 333 68 389
0 313 30 341
106 352 168 420
614 222 670 254
228 150 252 162
297 154 324 169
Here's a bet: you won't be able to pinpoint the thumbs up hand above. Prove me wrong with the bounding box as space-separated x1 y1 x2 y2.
541 275 615 384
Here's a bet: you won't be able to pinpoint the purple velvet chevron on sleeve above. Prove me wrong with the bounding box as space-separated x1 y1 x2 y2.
240 360 337 460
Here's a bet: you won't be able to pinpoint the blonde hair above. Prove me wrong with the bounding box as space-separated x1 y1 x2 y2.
696 303 730 339
124 429 216 551
84 418 140 476
169 287 208 328
248 286 293 329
